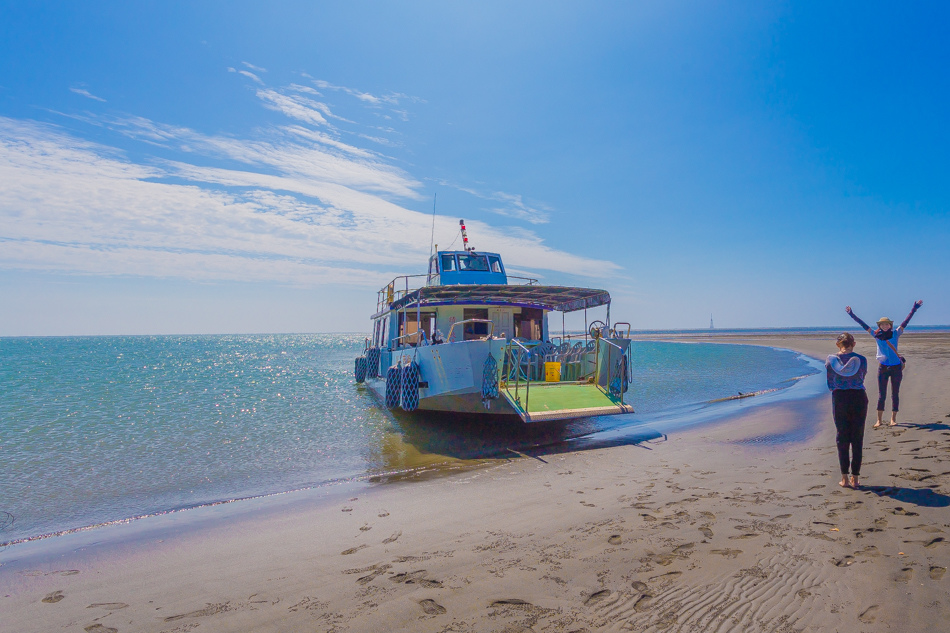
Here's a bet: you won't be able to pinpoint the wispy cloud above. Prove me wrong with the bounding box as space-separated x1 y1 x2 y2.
437 180 551 224
70 86 106 102
0 76 617 288
238 70 264 85
242 61 267 73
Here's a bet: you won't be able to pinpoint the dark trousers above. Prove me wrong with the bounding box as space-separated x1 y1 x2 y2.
877 363 903 412
832 389 868 476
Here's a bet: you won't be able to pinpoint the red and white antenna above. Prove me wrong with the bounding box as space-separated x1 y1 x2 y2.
459 219 474 251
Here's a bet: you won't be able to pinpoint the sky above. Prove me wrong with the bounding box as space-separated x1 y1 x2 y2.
0 1 947 335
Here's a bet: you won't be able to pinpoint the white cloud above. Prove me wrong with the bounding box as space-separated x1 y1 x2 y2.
435 180 551 224
238 70 264 84
0 102 618 289
70 87 106 102
242 62 267 73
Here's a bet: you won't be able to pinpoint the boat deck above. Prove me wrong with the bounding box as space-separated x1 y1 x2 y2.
501 381 633 422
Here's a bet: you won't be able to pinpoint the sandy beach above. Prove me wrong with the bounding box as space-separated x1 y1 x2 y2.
2 332 948 632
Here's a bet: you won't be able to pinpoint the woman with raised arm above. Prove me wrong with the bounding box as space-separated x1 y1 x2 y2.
846 300 923 428
825 333 868 488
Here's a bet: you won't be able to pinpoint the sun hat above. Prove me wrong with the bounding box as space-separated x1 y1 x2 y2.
876 316 894 325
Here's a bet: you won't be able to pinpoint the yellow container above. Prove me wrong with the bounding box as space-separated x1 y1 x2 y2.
544 361 561 382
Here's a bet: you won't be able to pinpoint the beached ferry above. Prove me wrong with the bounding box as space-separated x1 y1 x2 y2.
354 221 634 422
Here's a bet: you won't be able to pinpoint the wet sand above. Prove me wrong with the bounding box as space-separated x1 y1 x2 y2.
2 332 948 632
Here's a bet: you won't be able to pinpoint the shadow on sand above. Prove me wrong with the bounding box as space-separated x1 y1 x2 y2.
861 485 950 508
380 409 660 463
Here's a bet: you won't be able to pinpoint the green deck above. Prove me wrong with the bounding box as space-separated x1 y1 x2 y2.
501 381 633 422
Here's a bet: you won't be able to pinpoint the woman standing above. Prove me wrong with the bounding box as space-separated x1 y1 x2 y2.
826 333 868 488
846 300 923 427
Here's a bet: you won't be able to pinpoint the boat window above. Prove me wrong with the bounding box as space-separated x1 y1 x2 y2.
399 311 436 346
514 307 543 341
458 253 489 272
440 253 457 272
487 255 503 274
462 308 489 340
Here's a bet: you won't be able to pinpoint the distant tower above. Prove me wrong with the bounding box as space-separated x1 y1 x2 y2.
710 314 714 329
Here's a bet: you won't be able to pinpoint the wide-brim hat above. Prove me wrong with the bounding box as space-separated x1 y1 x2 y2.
876 317 894 325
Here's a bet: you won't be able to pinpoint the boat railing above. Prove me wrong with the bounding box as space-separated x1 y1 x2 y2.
446 319 495 343
377 274 429 313
612 322 632 339
595 336 628 405
506 275 540 286
502 338 533 413
376 273 541 313
391 330 427 349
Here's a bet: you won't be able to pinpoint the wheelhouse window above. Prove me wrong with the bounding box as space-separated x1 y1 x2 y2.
440 253 457 272
462 308 489 340
514 307 543 340
487 255 503 274
458 253 489 272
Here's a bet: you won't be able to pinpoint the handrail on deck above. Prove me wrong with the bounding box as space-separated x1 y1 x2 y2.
595 336 628 405
392 330 427 349
502 338 533 414
446 319 495 343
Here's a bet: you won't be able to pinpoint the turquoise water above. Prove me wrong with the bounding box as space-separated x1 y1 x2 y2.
0 334 816 544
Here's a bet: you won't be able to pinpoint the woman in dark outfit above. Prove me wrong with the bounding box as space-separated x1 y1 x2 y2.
826 332 868 488
846 300 923 427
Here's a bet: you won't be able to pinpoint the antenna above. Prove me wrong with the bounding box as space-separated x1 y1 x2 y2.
710 314 714 329
428 193 437 258
459 219 473 251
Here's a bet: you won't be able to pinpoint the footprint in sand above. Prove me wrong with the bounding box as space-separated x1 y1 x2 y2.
340 544 368 555
83 626 117 633
419 599 446 615
711 549 742 559
924 537 945 549
891 507 919 516
633 593 654 612
834 555 855 567
699 527 714 539
584 590 610 606
492 599 531 606
87 603 129 610
894 568 914 583
631 581 648 592
930 566 946 580
608 535 622 545
382 531 402 544
42 590 65 604
378 512 389 517
858 605 880 623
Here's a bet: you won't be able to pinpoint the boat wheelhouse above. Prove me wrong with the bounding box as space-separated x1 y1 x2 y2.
355 223 633 422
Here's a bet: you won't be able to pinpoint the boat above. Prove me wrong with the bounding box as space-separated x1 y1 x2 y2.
354 220 634 423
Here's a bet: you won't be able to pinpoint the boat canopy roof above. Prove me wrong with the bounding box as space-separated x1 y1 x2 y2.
387 284 610 314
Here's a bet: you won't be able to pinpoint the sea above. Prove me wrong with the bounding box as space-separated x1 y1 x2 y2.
0 332 829 546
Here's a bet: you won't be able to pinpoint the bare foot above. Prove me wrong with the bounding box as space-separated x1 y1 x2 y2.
873 422 882 428
839 477 852 488
850 475 861 489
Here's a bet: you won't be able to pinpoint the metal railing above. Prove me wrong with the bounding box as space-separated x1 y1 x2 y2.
376 273 541 314
594 336 628 406
446 319 494 343
502 338 533 413
391 330 427 349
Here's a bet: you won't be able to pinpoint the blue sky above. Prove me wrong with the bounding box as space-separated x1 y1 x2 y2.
1 1 946 335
